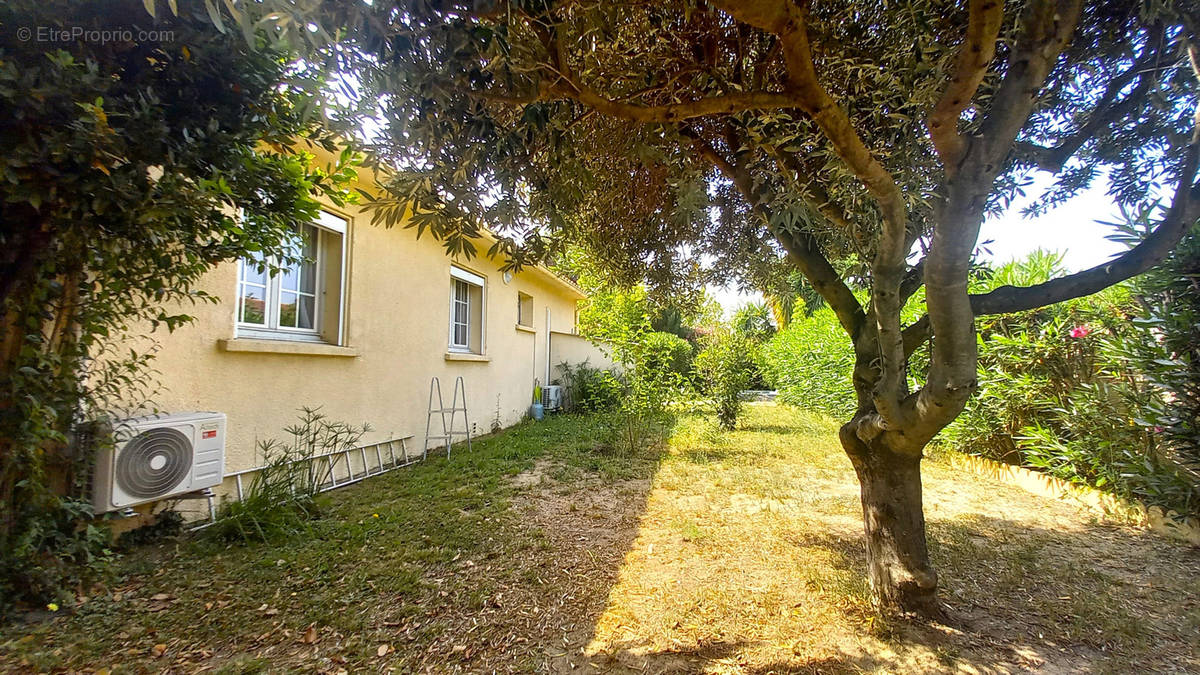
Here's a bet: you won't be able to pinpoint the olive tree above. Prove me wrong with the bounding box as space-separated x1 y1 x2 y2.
314 0 1199 616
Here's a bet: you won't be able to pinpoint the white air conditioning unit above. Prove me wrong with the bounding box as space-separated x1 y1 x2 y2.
92 412 226 513
542 385 564 411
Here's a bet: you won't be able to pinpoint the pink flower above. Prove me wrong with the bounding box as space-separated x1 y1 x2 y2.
1068 325 1091 338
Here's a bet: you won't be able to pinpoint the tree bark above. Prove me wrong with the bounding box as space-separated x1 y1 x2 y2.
839 421 941 618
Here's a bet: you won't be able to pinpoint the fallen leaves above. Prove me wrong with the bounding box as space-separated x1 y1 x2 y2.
376 643 393 657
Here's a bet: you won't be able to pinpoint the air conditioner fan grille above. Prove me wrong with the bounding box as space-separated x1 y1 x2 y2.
116 427 193 499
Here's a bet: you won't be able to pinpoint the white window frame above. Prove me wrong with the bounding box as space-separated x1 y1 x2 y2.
236 211 348 344
448 266 486 354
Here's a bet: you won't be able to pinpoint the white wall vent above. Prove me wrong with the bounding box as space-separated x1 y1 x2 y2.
92 412 226 513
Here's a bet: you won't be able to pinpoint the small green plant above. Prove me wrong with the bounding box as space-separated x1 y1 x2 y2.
491 394 503 433
695 329 755 430
206 408 370 543
556 360 623 412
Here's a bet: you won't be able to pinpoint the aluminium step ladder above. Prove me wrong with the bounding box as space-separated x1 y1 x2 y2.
423 376 472 458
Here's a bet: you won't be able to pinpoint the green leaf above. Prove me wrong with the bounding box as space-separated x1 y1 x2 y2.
204 0 226 33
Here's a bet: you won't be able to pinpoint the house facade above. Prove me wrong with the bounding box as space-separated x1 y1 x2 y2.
126 150 611 512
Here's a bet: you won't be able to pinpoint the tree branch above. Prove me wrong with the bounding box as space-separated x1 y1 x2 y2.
972 160 1200 315
972 0 1085 173
709 0 912 425
928 0 1005 174
900 258 926 304
902 314 932 359
679 126 867 339
1015 25 1169 174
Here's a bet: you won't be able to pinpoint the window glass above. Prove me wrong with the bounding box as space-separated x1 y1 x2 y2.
237 253 268 325
517 292 533 327
452 279 470 347
235 214 345 342
277 225 318 330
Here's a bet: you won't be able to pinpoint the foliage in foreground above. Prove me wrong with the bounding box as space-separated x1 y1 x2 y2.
205 409 371 544
0 0 350 613
1121 223 1200 472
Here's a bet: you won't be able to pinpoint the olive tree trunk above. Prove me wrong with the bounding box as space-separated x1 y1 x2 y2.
839 419 942 618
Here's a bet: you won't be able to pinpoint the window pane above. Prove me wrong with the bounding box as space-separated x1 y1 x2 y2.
280 262 298 291
454 300 468 325
239 255 267 287
279 291 298 327
296 295 315 330
454 323 467 346
239 284 266 325
280 226 317 293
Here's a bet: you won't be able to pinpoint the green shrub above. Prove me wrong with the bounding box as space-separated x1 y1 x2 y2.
642 331 694 378
206 409 370 544
760 305 857 418
695 330 755 429
1119 222 1200 469
556 360 623 412
943 251 1199 517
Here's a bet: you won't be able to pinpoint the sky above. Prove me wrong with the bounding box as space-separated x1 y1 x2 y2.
709 177 1130 317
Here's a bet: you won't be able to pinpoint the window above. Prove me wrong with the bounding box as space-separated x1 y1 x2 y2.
517 292 533 328
236 211 347 344
449 266 486 353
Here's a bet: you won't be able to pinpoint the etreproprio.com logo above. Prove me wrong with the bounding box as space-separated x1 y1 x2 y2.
17 25 176 44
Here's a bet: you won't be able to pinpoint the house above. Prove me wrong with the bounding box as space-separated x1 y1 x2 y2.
114 147 612 517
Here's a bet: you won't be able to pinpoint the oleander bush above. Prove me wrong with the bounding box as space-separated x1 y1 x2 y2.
943 251 1198 517
760 305 857 418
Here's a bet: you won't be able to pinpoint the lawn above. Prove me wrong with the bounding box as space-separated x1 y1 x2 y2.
2 404 1198 673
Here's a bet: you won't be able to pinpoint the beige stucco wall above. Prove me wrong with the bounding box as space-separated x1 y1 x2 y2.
548 331 619 383
126 159 592 504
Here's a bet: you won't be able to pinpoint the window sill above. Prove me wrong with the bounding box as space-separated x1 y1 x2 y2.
444 351 491 363
515 323 536 334
218 338 359 357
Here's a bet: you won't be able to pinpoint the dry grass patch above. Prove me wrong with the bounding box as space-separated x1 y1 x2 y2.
579 405 1200 674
